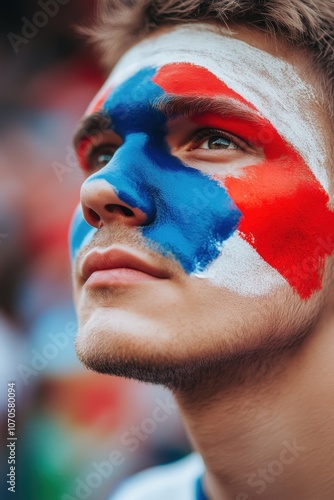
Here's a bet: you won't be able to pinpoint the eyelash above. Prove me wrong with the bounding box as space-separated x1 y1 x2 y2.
189 128 245 151
85 144 117 170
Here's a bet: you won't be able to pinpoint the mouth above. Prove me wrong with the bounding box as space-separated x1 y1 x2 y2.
80 247 170 288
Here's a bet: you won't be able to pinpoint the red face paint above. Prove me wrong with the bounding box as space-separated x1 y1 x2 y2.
154 62 256 109
78 86 115 171
77 137 95 171
85 86 113 116
154 63 334 299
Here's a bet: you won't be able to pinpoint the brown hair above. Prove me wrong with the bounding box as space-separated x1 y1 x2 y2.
84 0 334 121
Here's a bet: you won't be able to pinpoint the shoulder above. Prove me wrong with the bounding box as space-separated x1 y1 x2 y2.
109 453 204 500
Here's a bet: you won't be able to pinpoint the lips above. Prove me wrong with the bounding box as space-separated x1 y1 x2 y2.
81 247 169 283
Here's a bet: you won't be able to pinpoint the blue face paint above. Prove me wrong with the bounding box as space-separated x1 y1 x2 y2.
70 205 97 261
70 67 242 274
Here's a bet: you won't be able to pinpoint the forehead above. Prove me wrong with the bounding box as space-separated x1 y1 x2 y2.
88 24 328 191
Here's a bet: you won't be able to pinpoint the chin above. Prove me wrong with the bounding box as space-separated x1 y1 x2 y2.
73 305 216 390
73 279 322 392
75 331 224 391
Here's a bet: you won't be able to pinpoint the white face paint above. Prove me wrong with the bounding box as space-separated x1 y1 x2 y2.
82 24 331 298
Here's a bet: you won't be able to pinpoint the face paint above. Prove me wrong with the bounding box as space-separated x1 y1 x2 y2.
71 24 334 299
72 66 242 274
103 24 329 191
85 87 113 117
153 62 334 298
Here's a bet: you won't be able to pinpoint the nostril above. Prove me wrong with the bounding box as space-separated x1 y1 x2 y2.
105 204 134 217
89 208 100 222
122 206 135 217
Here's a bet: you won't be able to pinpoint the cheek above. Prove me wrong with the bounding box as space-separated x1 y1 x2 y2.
69 205 96 262
220 150 334 299
141 145 242 274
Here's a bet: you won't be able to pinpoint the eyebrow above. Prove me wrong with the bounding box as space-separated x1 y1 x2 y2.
73 112 112 151
73 94 263 151
152 94 262 124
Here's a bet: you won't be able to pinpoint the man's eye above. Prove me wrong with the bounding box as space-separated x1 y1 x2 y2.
199 136 240 150
189 128 243 152
88 147 116 170
96 152 114 168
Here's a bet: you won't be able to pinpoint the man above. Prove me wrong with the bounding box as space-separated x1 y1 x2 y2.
70 0 334 498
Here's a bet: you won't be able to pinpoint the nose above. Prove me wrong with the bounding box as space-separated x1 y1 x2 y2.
80 178 148 228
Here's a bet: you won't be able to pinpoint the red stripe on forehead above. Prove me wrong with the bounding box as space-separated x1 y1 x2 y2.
153 62 256 110
154 62 334 299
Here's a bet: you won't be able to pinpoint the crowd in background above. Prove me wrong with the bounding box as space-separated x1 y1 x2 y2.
0 2 190 498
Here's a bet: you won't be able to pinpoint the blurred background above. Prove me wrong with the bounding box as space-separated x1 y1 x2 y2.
0 2 190 499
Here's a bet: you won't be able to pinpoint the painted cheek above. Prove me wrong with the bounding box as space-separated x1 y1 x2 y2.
193 115 334 296
192 113 334 297
219 129 334 299
69 205 96 262
140 145 242 274
154 62 334 298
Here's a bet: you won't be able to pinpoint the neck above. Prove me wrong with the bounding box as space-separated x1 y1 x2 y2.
174 309 334 500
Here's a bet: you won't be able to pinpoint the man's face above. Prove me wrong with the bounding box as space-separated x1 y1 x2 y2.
71 24 334 388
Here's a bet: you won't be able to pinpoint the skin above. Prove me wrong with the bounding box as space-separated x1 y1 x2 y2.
71 24 334 499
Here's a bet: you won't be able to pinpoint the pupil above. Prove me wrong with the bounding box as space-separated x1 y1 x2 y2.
97 153 112 166
208 137 231 149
